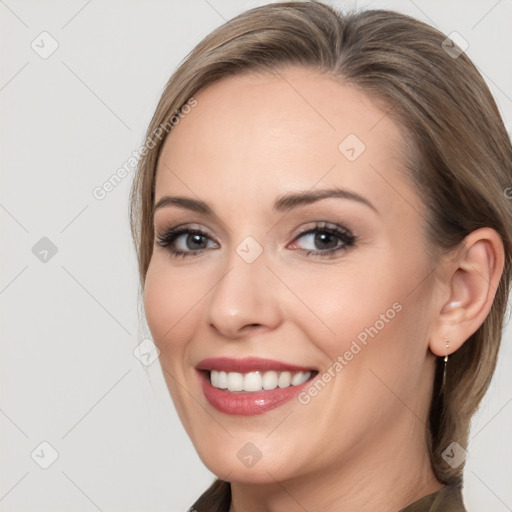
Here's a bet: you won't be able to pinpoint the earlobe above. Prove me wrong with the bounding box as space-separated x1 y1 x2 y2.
429 227 505 358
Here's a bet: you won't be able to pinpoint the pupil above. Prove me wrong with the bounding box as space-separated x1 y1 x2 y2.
315 232 337 250
187 234 206 249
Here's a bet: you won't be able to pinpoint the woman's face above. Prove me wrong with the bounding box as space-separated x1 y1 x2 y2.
144 67 441 484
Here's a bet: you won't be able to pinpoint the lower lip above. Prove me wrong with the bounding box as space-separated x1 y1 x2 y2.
199 371 315 416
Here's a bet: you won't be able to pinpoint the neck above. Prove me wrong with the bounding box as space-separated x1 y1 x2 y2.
229 420 444 512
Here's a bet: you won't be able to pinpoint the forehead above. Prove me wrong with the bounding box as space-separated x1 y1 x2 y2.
155 67 417 217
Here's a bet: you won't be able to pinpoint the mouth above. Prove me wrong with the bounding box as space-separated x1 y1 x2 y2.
196 357 318 415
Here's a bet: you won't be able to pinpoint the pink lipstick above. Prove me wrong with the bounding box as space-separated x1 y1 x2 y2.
196 357 317 415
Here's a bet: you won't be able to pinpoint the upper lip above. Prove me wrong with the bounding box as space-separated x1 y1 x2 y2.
196 357 316 373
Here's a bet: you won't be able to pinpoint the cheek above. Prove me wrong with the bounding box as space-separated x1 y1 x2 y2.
279 252 432 366
143 260 204 355
143 260 207 427
281 262 396 334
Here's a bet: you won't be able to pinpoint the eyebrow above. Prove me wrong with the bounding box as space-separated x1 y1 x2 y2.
153 187 378 216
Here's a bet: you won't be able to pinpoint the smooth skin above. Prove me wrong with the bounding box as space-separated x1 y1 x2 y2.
144 67 504 511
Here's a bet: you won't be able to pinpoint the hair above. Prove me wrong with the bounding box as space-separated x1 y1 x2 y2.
130 0 512 493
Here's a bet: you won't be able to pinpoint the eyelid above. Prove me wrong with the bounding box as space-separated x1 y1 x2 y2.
288 221 353 240
153 212 231 239
155 222 215 239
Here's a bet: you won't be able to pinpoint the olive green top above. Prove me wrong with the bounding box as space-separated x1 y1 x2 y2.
189 480 466 512
399 484 466 511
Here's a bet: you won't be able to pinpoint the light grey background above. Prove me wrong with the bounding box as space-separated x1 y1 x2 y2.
1 0 511 510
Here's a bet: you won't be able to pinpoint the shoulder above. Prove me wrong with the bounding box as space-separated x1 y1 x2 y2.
400 484 466 512
188 479 230 512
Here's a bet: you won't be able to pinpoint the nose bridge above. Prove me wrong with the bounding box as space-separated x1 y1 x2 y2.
205 239 280 337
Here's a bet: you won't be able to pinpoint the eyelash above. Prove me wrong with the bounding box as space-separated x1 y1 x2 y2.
155 222 357 259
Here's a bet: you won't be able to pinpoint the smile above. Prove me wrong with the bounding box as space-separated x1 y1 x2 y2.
196 357 318 415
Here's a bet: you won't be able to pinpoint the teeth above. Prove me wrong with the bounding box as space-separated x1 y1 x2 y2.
291 371 309 386
243 372 262 392
217 371 228 389
228 372 244 392
262 370 278 390
209 370 312 392
278 371 292 388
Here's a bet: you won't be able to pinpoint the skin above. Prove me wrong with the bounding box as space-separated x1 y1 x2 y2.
143 67 504 511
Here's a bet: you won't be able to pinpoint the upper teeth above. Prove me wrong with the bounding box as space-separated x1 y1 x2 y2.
210 370 311 392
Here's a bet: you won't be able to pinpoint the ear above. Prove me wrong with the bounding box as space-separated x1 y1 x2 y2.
429 227 505 357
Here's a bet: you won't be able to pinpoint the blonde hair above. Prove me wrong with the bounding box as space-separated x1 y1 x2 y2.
130 1 512 486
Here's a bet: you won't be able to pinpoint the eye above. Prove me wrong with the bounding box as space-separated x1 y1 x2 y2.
156 225 219 258
155 222 356 259
288 222 356 257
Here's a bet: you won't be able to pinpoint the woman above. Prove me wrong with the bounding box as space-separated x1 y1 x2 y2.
130 2 511 510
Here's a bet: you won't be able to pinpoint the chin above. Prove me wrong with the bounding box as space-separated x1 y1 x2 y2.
195 435 310 485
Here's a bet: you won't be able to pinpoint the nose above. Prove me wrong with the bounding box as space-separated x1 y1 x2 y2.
205 250 283 339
